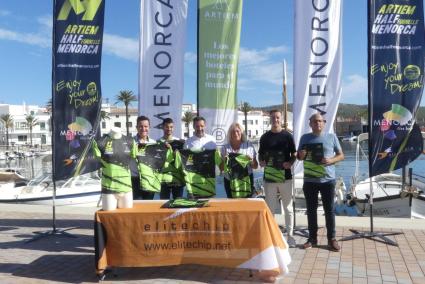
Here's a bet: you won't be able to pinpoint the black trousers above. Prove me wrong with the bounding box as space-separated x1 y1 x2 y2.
303 181 336 241
132 176 155 200
160 184 184 200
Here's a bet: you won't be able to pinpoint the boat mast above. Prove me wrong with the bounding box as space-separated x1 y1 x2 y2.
282 60 288 130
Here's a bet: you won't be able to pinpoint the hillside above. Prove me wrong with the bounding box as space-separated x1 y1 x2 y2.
257 103 425 122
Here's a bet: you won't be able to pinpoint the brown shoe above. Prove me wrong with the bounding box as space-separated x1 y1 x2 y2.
303 239 317 249
328 239 340 252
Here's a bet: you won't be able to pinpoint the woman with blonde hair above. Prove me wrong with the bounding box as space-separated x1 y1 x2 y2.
221 122 258 198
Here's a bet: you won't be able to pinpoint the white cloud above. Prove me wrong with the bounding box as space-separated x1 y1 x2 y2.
0 10 11 17
238 45 290 87
37 15 53 30
184 52 197 64
0 27 50 48
341 74 368 103
103 33 139 61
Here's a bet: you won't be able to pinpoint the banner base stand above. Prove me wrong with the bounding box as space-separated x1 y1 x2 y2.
26 227 78 243
340 229 403 247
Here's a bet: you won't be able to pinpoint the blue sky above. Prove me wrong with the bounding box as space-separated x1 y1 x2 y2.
0 1 420 107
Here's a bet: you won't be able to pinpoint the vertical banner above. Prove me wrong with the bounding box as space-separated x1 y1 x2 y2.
139 0 188 139
53 0 104 180
369 0 424 176
198 0 243 145
293 0 342 173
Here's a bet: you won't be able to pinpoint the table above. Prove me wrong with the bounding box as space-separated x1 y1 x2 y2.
95 199 291 275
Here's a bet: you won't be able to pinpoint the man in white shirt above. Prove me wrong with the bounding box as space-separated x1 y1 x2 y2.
183 116 216 150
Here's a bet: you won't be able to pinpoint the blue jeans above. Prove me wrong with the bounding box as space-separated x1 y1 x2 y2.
303 181 336 241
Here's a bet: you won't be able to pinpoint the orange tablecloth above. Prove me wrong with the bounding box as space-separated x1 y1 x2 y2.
95 199 291 274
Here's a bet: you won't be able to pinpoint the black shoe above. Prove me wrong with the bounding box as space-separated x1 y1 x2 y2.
303 239 317 249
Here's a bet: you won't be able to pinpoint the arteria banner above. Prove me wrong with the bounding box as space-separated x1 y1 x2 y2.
139 0 188 139
52 0 104 180
293 0 342 174
368 0 424 176
198 0 243 145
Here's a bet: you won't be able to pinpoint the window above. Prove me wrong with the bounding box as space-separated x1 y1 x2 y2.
102 122 106 129
114 122 121 127
18 135 27 142
115 115 119 118
255 120 258 125
40 122 46 130
127 122 132 128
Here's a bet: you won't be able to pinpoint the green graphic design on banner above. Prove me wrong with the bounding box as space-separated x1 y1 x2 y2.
198 0 242 109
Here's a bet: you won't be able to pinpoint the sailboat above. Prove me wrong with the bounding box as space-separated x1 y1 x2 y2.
346 133 425 218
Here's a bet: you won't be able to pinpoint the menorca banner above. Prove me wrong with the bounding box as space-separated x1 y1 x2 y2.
197 0 243 146
293 0 343 174
139 0 188 139
368 0 424 176
52 0 104 180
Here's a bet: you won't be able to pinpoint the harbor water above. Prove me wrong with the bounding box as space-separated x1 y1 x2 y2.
1 140 425 203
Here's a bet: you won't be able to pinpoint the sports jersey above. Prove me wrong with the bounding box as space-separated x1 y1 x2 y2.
92 135 135 194
157 137 186 186
133 143 173 193
224 153 252 198
175 149 221 198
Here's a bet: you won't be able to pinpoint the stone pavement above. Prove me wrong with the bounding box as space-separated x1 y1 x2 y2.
0 203 425 283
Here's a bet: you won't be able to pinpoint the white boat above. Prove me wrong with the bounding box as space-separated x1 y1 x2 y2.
342 135 357 142
0 169 28 190
346 133 425 218
0 171 101 206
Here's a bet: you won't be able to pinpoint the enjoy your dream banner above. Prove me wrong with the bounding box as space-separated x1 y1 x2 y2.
368 0 424 176
52 0 104 180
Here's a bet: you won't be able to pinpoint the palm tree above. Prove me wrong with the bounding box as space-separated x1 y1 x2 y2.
0 114 13 150
182 111 195 138
45 98 53 115
239 102 252 137
25 114 38 147
100 110 110 121
115 90 137 136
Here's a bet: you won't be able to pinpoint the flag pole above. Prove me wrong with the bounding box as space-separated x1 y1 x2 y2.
282 60 288 130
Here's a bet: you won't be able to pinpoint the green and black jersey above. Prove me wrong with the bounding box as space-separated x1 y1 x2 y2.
133 143 173 193
262 150 286 183
157 139 186 187
92 135 135 194
224 153 252 198
176 149 221 198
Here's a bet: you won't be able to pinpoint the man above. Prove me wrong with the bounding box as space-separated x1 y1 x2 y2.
131 115 156 200
158 118 185 199
297 113 344 252
258 110 296 247
183 116 216 150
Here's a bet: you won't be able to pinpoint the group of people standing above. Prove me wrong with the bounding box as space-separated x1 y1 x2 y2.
93 110 344 252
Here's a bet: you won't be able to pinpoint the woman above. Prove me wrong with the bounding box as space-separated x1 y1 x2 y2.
221 123 258 198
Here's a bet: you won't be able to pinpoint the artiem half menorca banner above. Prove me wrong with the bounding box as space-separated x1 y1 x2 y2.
369 0 424 176
52 0 104 180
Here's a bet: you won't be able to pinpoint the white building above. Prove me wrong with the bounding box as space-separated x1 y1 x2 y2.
0 102 293 147
0 104 51 148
